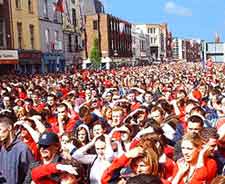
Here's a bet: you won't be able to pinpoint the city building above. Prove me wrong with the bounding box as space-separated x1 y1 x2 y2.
62 0 84 72
0 1 19 74
136 23 169 61
38 0 65 73
131 24 151 65
10 0 42 74
202 42 225 63
166 32 173 61
185 39 201 62
81 0 105 16
172 37 201 62
84 13 132 69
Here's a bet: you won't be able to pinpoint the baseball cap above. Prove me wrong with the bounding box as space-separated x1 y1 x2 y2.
38 132 60 146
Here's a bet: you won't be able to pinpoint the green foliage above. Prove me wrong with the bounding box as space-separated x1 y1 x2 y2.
90 38 101 69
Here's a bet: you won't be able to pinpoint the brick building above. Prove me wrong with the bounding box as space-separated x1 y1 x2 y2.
85 13 132 68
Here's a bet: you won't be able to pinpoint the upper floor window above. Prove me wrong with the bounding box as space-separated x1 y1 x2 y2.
93 20 98 30
0 19 5 47
17 22 23 49
72 8 77 27
28 0 33 13
16 0 21 9
43 0 48 18
45 29 50 45
29 24 34 49
54 30 59 41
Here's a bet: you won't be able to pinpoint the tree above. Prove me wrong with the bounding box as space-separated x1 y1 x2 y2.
90 38 101 69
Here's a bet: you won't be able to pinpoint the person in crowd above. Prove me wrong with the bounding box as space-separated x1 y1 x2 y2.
75 124 91 146
0 115 34 184
48 103 77 135
0 62 225 184
45 94 58 117
70 134 114 184
172 133 217 184
174 115 204 161
31 158 85 184
24 131 62 183
74 105 111 132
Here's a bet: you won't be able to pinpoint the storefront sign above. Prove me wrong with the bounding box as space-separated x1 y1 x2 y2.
0 50 18 64
19 51 42 64
0 50 18 60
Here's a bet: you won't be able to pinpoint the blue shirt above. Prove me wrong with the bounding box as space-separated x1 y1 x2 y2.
0 138 34 184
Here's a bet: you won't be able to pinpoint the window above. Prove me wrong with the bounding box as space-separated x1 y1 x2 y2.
17 22 22 49
43 0 48 18
28 0 33 13
54 31 59 41
75 35 79 51
45 29 50 45
16 0 21 9
72 8 77 27
68 34 72 52
93 20 98 30
29 24 34 49
0 19 5 47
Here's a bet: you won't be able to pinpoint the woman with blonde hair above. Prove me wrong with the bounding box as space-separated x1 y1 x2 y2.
172 133 217 184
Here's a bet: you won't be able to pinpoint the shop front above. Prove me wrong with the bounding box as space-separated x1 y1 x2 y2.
0 50 18 74
42 52 65 73
18 50 42 74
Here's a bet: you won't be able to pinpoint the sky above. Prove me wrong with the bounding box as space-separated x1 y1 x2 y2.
101 0 225 41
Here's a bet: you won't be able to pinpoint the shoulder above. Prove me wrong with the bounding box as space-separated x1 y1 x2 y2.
205 157 217 168
12 139 30 151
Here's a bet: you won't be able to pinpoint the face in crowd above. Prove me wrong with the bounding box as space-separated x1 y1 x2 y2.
127 92 136 103
57 105 69 122
92 123 104 137
181 134 202 164
77 128 88 144
0 121 11 144
95 138 106 159
111 109 124 127
150 109 164 124
187 116 203 134
47 95 56 107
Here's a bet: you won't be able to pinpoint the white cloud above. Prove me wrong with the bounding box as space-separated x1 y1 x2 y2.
164 1 192 17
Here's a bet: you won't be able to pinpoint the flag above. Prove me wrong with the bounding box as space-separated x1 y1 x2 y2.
53 0 64 13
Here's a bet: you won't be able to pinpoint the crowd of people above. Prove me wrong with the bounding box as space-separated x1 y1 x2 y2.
0 62 225 184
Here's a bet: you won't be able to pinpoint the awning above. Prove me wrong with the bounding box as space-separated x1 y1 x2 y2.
0 60 18 64
0 50 18 64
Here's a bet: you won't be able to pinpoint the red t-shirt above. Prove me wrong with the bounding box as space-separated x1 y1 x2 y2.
172 158 217 184
48 116 76 134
